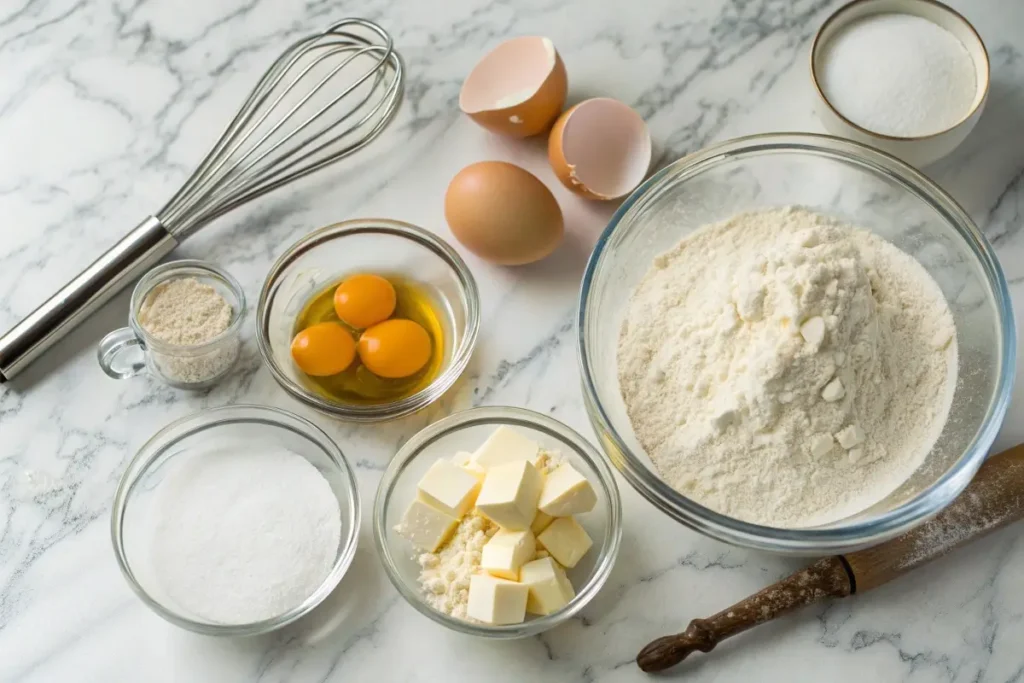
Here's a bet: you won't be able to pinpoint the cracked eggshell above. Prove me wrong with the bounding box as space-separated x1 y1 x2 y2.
444 161 564 266
548 97 652 200
459 36 568 138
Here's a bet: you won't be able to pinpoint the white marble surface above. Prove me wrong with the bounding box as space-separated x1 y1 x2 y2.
1 0 1023 680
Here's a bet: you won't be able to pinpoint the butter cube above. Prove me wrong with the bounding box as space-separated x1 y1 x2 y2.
416 459 481 519
452 450 487 481
481 529 536 580
531 511 555 535
520 557 575 615
466 573 529 625
451 451 474 467
471 426 541 469
538 464 597 517
537 516 592 568
475 460 543 531
395 498 459 552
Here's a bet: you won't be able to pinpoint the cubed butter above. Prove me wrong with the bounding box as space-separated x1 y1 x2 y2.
416 459 481 519
537 516 592 568
538 463 597 517
394 498 459 552
466 573 529 625
531 511 555 535
452 450 486 479
475 460 543 531
471 426 541 469
520 557 575 615
481 529 536 580
451 451 474 467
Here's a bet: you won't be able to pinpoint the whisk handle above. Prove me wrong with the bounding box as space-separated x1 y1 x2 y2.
0 216 177 382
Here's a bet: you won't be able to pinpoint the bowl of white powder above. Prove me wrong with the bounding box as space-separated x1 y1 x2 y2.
578 133 1014 554
810 0 989 167
112 405 360 635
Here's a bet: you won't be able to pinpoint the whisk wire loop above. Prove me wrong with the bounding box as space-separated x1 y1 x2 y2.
159 18 403 238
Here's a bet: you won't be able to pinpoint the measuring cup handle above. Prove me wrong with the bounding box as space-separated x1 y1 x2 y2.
97 327 147 379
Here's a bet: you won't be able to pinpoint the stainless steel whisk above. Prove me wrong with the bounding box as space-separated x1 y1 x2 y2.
0 18 404 382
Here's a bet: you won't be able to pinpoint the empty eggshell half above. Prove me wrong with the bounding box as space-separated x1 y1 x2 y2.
548 98 652 200
459 36 568 138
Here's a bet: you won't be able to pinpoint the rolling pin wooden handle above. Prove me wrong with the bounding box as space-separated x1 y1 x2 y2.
636 556 853 673
846 443 1024 592
637 445 1024 673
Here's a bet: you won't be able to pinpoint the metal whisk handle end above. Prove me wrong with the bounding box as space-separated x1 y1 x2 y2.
0 216 177 383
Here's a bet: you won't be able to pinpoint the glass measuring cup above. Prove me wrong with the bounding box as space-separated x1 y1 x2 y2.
97 260 246 390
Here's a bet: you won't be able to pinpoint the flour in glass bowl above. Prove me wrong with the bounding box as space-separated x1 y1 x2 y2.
617 207 957 528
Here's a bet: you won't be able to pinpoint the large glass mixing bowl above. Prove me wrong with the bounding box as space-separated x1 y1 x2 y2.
578 133 1015 555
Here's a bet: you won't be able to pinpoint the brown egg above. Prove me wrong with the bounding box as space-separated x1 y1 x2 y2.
548 98 652 200
459 36 568 138
444 161 564 266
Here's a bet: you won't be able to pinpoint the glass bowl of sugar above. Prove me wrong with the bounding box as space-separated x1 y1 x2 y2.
111 405 360 635
579 133 1014 555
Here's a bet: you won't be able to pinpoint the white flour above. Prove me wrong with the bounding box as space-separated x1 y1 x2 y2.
149 449 341 624
618 207 957 527
418 512 497 618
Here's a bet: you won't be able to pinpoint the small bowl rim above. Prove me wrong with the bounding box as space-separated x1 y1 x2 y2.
129 259 247 354
809 0 991 142
577 132 1015 553
110 404 361 636
373 406 623 639
256 219 481 422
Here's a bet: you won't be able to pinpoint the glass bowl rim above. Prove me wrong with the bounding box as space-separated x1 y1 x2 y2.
255 219 481 422
110 404 362 636
577 132 1016 553
129 259 247 354
372 405 623 638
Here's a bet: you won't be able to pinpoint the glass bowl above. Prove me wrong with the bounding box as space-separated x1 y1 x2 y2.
256 219 480 422
111 405 361 636
578 133 1014 555
373 406 623 638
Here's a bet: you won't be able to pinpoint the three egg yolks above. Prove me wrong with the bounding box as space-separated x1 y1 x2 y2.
290 275 433 381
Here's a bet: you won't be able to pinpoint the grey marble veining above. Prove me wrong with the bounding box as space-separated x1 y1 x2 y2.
2 0 1024 681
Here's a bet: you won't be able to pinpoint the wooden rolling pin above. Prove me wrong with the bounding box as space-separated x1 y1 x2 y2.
637 444 1024 673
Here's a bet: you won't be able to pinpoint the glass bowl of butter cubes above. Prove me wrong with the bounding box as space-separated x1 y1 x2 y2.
373 406 623 638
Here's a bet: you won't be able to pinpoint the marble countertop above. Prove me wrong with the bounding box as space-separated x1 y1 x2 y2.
2 0 1024 680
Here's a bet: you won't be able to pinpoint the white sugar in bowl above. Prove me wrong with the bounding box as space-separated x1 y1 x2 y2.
810 0 990 167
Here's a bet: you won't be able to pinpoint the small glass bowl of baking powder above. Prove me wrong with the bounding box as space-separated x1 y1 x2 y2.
374 406 623 639
97 260 246 390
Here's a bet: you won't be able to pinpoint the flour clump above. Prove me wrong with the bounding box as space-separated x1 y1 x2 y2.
617 207 956 527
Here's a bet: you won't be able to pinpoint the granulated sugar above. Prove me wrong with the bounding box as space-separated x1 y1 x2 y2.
149 448 341 624
819 13 977 137
618 207 957 528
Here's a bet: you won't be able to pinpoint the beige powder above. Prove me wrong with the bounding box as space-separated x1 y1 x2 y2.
139 277 232 346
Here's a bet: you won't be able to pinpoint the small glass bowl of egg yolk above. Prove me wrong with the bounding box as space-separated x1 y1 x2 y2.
289 274 445 405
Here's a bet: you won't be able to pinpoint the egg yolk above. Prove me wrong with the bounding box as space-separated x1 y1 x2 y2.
291 322 356 376
334 274 397 329
358 319 432 379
